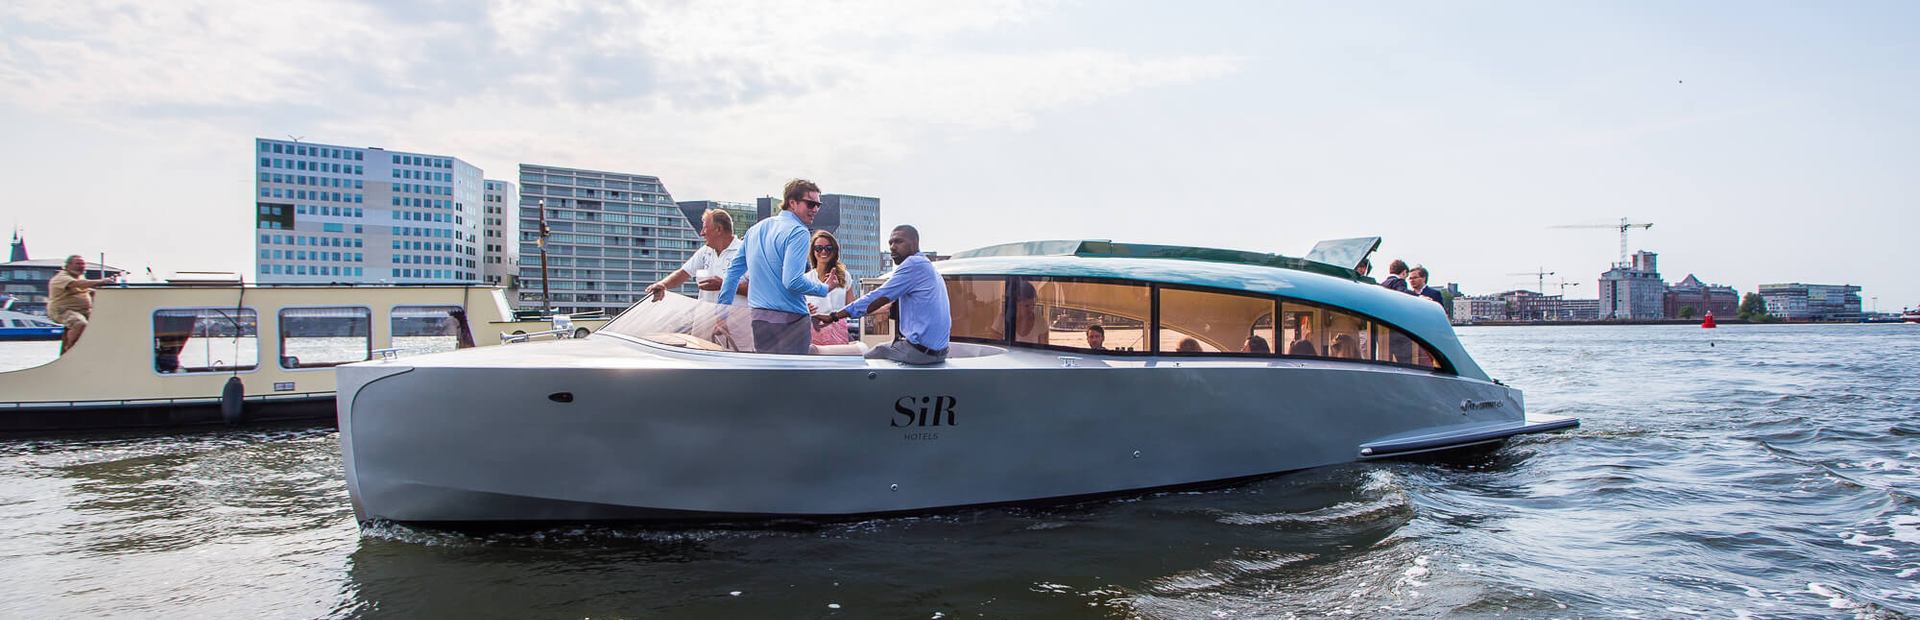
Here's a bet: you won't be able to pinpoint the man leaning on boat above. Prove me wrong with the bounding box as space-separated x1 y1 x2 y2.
48 254 118 355
815 225 951 365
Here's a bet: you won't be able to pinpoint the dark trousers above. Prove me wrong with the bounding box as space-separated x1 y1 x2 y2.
752 314 811 355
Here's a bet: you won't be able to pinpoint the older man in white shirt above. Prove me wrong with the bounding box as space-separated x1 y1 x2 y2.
645 209 748 305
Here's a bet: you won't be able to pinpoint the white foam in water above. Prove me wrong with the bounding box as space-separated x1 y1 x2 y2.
1031 582 1073 594
1806 583 1858 611
1215 496 1410 526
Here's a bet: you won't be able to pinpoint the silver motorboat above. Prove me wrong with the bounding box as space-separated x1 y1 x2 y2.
338 239 1576 524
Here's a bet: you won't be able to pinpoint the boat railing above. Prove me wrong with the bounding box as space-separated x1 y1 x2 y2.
500 314 589 344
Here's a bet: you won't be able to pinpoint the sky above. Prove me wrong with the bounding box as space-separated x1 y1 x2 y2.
3 0 1916 310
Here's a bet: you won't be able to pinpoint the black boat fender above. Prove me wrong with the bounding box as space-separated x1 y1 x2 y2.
221 376 245 424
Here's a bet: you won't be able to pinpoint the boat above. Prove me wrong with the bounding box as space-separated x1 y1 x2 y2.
0 278 607 436
338 239 1578 525
1905 308 1920 324
0 299 63 341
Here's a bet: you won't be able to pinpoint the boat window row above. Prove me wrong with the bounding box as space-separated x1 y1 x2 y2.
938 276 1445 371
151 305 469 374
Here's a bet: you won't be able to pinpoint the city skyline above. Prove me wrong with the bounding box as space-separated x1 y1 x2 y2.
2 2 1915 309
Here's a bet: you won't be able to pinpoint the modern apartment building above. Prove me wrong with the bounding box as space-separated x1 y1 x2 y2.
676 200 761 236
481 180 519 287
516 164 701 314
1597 251 1666 319
254 138 483 283
1759 283 1863 321
755 193 885 281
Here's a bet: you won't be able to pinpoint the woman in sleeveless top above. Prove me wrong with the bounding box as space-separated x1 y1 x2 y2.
804 230 854 345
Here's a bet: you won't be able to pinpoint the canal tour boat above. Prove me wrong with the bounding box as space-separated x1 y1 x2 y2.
0 278 606 435
0 299 63 341
338 239 1579 525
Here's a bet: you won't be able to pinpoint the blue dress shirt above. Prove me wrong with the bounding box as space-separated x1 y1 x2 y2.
718 210 829 314
843 255 951 351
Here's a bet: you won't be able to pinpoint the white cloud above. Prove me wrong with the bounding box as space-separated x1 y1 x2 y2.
2 0 1236 204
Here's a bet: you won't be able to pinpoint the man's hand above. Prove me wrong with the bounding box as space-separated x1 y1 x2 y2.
696 276 722 291
812 311 841 328
644 282 666 301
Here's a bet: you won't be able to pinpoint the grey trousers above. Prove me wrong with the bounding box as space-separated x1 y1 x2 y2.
865 341 948 365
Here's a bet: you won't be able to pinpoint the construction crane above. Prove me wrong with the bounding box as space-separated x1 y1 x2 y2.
1507 268 1555 295
1551 217 1654 267
1553 279 1582 296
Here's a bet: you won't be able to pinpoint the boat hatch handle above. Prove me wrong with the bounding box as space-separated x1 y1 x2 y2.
548 392 574 403
372 348 400 360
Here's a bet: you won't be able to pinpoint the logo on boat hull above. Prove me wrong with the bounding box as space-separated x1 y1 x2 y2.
894 395 957 428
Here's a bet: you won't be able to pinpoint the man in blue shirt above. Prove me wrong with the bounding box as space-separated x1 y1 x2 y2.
816 225 951 365
719 179 842 354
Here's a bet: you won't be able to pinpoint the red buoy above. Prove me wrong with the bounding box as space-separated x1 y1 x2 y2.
1701 311 1718 329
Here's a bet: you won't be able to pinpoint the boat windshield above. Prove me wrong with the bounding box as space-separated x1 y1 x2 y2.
597 293 863 355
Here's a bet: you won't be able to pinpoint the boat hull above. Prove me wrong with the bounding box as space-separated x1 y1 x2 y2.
0 394 335 436
340 343 1559 524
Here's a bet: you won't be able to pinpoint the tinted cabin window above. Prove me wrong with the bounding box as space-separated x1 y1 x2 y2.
153 308 260 373
945 277 1008 342
1157 288 1276 355
1322 308 1372 361
1280 303 1323 357
392 305 466 356
1013 278 1150 352
1376 324 1443 370
279 307 371 369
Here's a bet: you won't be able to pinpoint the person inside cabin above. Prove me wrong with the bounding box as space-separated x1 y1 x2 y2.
719 179 841 354
1329 333 1360 359
803 229 855 346
1175 337 1203 353
1243 334 1271 354
1012 279 1048 345
1405 266 1444 305
1380 259 1409 292
1287 314 1318 356
1355 257 1373 279
815 225 950 365
645 208 748 305
48 254 118 355
1085 324 1106 351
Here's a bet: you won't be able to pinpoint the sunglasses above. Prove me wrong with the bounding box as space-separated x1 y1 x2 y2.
812 244 837 253
799 198 822 209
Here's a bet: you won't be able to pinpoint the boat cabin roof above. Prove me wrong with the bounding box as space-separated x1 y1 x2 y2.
935 240 1484 380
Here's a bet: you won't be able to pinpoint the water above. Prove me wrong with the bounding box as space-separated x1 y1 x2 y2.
1 324 1915 618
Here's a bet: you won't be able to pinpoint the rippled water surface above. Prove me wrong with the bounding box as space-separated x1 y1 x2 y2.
1 324 1916 618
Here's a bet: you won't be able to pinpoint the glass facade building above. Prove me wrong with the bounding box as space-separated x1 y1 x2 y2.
1759 283 1863 321
254 138 484 283
516 164 700 315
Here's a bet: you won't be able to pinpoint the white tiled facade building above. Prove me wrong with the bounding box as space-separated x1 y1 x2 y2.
481 180 519 287
254 138 483 283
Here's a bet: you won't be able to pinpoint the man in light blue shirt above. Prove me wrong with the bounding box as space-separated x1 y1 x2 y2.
816 225 951 365
719 179 842 354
